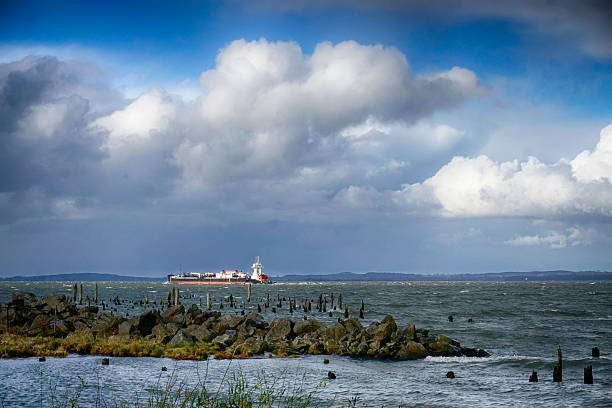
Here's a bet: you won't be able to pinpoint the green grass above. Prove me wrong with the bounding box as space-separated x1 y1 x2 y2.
30 362 359 408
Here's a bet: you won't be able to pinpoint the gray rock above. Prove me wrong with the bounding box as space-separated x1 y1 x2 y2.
11 291 37 305
213 330 237 346
265 318 294 342
134 310 162 336
169 329 195 346
185 323 214 341
42 294 74 314
396 341 428 360
373 315 397 345
218 314 244 329
294 319 324 336
162 304 185 322
29 314 51 335
90 316 120 337
118 319 137 336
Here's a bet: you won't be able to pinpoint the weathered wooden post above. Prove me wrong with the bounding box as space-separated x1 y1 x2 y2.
553 346 562 382
206 292 211 310
73 284 77 302
266 293 270 308
592 347 600 357
145 295 148 305
247 284 252 302
94 283 98 304
338 293 342 309
79 283 83 305
529 371 538 382
344 305 349 318
584 365 593 384
175 288 179 305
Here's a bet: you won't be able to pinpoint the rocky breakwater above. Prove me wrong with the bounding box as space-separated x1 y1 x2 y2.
1 292 488 360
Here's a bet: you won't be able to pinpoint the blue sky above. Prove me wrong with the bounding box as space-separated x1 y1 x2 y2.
0 0 611 276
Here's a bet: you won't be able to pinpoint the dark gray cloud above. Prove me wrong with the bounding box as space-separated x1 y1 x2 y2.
251 0 612 59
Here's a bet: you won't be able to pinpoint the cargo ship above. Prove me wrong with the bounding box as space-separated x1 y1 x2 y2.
167 256 271 284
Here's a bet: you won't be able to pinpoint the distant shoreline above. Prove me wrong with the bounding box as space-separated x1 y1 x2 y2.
1 270 610 282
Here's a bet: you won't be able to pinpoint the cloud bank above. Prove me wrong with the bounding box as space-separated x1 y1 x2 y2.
1 39 611 239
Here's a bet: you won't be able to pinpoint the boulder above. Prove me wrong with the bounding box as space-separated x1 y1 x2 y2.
294 319 324 337
402 324 416 341
162 304 185 322
29 314 51 336
319 324 347 342
90 316 120 337
218 314 244 329
134 310 162 336
152 323 179 343
213 330 237 347
372 315 397 346
435 334 460 347
42 294 74 315
265 318 294 342
118 319 138 336
185 323 214 342
396 341 428 360
242 312 267 329
169 329 195 346
11 291 37 306
235 336 267 355
427 341 460 357
211 320 229 336
236 323 256 341
342 318 363 336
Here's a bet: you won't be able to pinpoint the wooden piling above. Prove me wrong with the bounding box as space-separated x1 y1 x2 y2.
86 296 91 309
94 283 98 304
344 305 349 318
73 284 77 302
79 283 83 305
584 365 593 384
338 294 342 309
592 347 600 357
247 284 252 302
553 346 562 382
206 293 211 310
529 371 538 382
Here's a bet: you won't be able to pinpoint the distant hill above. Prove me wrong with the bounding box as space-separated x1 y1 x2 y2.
0 273 164 282
275 270 612 282
2 270 610 282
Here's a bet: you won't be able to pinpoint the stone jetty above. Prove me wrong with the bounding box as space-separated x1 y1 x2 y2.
1 291 488 360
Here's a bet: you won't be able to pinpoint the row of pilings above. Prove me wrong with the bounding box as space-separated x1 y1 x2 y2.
527 346 599 384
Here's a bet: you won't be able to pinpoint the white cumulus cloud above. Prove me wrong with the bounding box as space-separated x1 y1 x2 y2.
505 226 600 249
393 123 612 218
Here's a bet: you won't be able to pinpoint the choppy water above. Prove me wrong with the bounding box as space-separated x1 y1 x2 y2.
1 281 611 407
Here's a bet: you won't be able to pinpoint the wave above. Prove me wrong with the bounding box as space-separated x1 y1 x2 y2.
425 354 536 364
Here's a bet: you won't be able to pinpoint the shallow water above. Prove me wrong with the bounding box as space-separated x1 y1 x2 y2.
1 281 611 407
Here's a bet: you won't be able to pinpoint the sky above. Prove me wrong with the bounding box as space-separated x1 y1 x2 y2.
0 0 611 277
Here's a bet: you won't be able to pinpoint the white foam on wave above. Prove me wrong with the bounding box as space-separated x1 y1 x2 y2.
425 354 535 364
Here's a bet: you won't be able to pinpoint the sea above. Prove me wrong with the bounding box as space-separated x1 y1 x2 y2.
0 281 611 407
